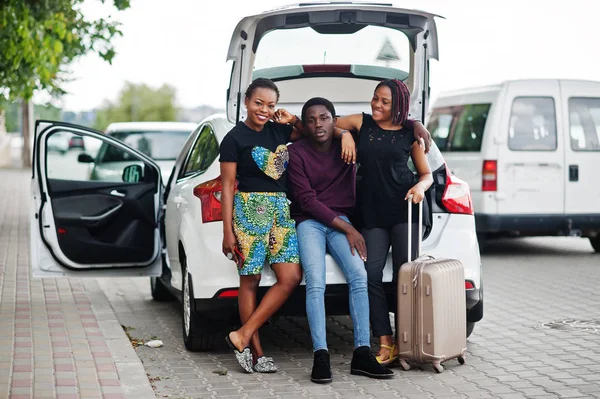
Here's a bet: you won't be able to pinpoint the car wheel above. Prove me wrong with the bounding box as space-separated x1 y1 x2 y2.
182 268 218 352
466 322 475 338
590 236 600 253
150 277 173 302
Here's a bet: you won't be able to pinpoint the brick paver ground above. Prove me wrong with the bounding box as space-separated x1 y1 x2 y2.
0 169 154 399
98 224 600 398
3 167 600 399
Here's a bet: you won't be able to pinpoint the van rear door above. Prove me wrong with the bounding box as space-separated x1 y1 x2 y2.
495 80 565 217
559 80 600 217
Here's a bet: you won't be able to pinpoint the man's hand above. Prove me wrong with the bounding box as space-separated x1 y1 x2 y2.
346 226 367 261
341 133 356 164
413 121 432 154
273 108 297 125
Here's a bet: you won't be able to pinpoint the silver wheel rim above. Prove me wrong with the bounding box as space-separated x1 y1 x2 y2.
183 273 190 336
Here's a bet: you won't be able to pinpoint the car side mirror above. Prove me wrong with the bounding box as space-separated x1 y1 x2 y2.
122 164 143 183
77 153 94 163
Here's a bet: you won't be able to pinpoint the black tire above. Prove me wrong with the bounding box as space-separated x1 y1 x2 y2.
466 322 475 338
150 277 174 302
590 236 600 253
182 268 219 352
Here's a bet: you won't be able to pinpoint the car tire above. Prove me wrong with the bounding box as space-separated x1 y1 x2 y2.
182 268 218 352
590 236 600 253
150 277 173 302
466 322 475 338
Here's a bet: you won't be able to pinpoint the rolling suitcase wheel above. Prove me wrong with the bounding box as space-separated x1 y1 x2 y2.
399 359 411 371
433 363 444 373
458 355 466 365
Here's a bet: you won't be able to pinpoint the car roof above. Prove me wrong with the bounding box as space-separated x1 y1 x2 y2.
105 122 198 133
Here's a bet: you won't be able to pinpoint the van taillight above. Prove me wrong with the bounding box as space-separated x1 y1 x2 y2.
193 177 224 223
442 164 474 215
482 160 497 192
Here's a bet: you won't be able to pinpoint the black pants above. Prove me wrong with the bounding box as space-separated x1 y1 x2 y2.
362 223 419 338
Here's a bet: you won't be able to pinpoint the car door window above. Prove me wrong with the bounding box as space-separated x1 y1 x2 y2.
508 97 557 151
46 130 146 183
428 108 454 150
180 125 219 179
568 97 600 151
449 104 490 152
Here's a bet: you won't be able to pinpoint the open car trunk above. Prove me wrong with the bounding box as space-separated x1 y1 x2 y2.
226 2 441 122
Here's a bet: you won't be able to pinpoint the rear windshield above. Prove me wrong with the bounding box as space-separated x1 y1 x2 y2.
427 104 491 152
254 25 410 80
100 130 190 162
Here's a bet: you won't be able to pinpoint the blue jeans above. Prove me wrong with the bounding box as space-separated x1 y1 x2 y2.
296 216 370 352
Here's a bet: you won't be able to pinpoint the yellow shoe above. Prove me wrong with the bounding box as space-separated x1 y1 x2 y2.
375 344 399 366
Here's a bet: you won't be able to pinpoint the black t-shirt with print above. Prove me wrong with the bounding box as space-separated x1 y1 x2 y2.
219 121 293 193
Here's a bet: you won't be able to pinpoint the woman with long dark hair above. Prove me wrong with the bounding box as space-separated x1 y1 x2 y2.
335 79 434 365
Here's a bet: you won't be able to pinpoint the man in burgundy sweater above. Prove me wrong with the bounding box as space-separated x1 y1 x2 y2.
287 97 393 383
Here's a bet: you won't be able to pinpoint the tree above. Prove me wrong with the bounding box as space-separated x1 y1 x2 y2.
0 0 131 166
93 82 178 130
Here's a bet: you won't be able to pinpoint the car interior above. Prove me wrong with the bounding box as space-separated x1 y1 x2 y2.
39 130 161 267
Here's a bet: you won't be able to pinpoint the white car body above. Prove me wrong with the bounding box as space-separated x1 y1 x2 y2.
29 3 483 352
427 79 600 252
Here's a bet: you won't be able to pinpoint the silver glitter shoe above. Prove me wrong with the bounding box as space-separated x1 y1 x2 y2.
253 356 277 373
225 335 253 373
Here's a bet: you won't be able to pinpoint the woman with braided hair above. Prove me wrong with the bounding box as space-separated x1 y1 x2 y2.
335 78 434 366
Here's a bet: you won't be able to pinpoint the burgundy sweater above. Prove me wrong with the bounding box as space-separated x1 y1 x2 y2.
287 139 356 227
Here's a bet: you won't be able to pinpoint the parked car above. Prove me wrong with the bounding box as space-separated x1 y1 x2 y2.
68 135 85 150
77 122 197 184
427 79 600 252
29 2 483 352
46 132 69 154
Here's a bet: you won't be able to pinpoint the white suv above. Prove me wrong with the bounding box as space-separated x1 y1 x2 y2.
29 2 483 352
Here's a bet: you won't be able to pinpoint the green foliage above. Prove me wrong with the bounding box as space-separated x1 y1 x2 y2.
93 82 178 130
2 101 62 132
0 0 130 102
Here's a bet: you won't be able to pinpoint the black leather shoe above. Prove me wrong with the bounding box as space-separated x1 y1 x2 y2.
350 346 394 379
311 349 332 383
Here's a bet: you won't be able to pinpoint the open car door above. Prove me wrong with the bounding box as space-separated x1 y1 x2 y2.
30 121 164 277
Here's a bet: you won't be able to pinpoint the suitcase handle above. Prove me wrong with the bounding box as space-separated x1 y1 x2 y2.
406 195 423 262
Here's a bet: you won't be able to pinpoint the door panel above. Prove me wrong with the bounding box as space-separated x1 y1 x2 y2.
496 81 565 215
31 121 164 277
559 81 600 215
49 181 157 264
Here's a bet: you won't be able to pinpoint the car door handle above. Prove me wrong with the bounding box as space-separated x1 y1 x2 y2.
569 165 579 182
80 204 123 221
110 189 126 198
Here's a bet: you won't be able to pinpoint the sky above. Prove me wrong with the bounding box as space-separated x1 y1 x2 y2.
56 0 600 113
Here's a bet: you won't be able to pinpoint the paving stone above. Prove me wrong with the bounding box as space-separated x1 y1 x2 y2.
5 168 600 399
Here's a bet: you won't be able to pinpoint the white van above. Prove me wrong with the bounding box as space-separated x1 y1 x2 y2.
427 79 600 252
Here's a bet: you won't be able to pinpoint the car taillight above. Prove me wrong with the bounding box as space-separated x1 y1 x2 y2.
482 160 497 192
193 177 224 223
442 164 474 215
465 281 475 289
217 289 239 298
